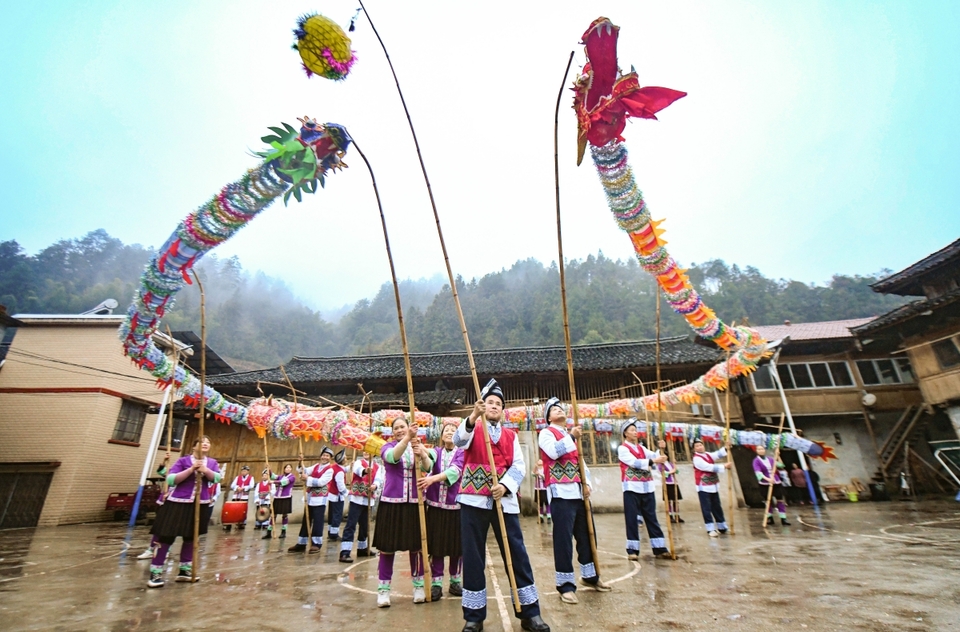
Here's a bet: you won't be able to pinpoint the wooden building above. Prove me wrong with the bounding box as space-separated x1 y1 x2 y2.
851 238 960 491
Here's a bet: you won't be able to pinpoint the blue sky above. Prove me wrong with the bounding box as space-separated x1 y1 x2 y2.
2 1 958 311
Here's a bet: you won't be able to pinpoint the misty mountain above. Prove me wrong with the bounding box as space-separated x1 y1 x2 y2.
0 231 909 367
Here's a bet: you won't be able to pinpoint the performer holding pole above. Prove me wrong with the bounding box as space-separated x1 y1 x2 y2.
454 379 550 631
692 439 731 537
289 447 334 554
266 463 295 539
419 419 465 601
372 416 434 607
190 269 207 584
658 439 684 524
617 420 670 561
759 414 790 529
539 397 611 604
339 449 383 562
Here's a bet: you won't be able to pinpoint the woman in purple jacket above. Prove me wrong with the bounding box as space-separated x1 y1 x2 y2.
265 463 296 539
418 420 465 602
372 416 435 608
147 435 221 588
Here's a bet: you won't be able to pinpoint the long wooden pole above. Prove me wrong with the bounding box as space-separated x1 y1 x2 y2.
279 365 312 556
353 139 431 599
553 49 601 575
666 439 680 521
723 345 736 535
162 326 179 491
191 269 206 583
358 3 518 610
655 291 676 559
763 413 787 530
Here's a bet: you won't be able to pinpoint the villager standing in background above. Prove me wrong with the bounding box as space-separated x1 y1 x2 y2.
225 465 254 531
267 463 296 539
534 458 551 524
327 450 348 542
657 439 683 523
288 447 334 553
339 453 384 562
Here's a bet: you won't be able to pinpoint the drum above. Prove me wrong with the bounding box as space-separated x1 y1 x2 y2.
221 501 248 524
255 505 271 522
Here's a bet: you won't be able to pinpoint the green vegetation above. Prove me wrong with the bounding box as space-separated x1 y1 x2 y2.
0 231 909 367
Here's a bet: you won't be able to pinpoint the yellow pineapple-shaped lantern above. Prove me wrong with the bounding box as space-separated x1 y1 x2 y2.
293 13 356 81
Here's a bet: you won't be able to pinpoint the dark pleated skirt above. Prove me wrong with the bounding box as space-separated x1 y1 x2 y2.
426 506 461 558
273 497 292 515
372 501 422 553
151 501 213 540
664 483 683 501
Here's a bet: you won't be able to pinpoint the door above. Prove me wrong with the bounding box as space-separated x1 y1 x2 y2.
0 472 54 529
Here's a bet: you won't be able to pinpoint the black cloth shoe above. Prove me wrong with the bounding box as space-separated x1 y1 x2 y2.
677 517 685 523
462 623 483 632
222 525 232 532
765 517 774 526
449 582 463 596
431 585 442 601
262 530 272 540
520 615 550 631
356 548 370 557
237 524 245 530
278 529 286 538
287 543 306 553
327 534 340 542
339 551 353 564
781 518 791 526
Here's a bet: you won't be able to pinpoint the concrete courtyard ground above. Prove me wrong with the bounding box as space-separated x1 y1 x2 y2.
1 500 959 632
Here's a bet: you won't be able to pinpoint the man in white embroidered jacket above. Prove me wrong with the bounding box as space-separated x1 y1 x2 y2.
454 378 550 632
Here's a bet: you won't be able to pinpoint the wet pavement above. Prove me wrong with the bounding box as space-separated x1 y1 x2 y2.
1 500 959 632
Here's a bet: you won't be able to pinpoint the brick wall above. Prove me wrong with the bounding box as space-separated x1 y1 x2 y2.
0 321 165 526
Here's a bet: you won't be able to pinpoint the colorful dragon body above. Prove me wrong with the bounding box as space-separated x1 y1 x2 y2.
116 16 831 460
574 17 773 412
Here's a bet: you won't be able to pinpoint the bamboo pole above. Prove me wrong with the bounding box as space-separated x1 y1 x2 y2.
723 345 736 536
763 413 787 531
279 365 312 555
352 139 431 600
162 326 180 491
357 4 520 608
553 49 601 576
190 269 206 584
358 384 375 543
655 291 676 559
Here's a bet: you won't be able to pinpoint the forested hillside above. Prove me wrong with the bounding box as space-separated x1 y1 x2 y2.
0 231 909 367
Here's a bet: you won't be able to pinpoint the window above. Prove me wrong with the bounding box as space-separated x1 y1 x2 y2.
158 417 186 450
112 400 147 443
932 339 960 369
856 358 915 385
752 361 854 390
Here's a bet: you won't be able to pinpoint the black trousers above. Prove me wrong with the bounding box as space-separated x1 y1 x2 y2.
697 491 727 531
340 502 370 551
298 504 325 543
550 497 599 593
623 491 667 554
460 504 540 623
327 499 344 534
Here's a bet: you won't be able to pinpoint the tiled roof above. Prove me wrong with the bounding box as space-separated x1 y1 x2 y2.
206 336 718 386
752 318 876 342
850 288 960 334
871 238 960 296
163 388 467 414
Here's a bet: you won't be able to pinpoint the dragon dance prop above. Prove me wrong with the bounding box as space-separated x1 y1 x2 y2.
573 17 771 412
